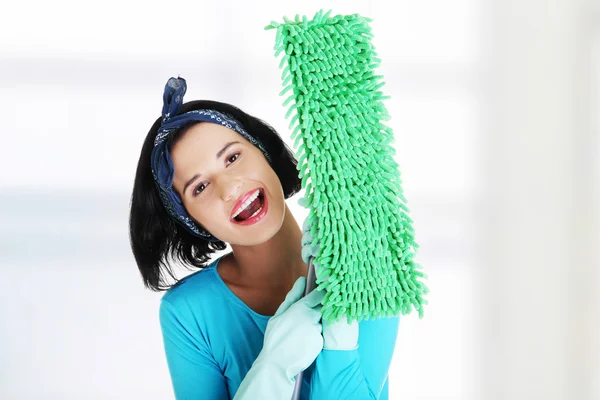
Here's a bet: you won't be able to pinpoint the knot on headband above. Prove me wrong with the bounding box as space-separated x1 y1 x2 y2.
150 77 272 240
162 77 186 122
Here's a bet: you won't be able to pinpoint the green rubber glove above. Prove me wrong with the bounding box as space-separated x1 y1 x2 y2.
234 276 324 399
308 258 360 352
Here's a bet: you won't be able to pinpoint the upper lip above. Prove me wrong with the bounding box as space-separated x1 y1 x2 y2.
230 188 263 219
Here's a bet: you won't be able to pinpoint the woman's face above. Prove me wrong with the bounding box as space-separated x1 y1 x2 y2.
170 122 286 245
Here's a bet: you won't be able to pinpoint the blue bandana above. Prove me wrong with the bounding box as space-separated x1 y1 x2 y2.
150 77 272 240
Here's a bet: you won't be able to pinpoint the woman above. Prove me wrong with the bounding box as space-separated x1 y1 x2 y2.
129 77 400 399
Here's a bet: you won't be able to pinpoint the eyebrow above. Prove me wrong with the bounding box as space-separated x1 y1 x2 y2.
182 141 241 195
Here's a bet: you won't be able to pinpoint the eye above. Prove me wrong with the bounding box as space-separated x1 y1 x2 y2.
192 153 241 197
227 153 240 164
193 182 207 196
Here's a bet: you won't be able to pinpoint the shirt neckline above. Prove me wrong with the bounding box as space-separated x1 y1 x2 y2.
210 256 272 320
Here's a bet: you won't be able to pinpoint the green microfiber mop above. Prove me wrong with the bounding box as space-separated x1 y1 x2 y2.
266 10 428 326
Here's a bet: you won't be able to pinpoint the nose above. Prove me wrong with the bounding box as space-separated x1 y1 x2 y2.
218 175 243 202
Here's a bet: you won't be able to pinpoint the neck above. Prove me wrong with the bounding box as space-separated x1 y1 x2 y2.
227 203 308 291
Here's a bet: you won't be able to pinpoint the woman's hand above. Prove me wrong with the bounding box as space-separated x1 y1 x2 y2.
234 277 325 400
254 276 325 379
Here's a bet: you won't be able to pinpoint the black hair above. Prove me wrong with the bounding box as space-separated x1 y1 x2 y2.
129 100 301 291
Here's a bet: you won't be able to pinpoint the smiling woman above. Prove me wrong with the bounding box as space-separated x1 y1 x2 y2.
168 122 281 242
129 80 302 292
128 77 400 400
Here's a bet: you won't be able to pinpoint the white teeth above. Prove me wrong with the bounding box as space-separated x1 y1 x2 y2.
248 205 263 219
232 190 261 219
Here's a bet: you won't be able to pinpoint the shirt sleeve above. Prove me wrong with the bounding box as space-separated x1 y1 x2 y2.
309 316 400 399
159 299 230 400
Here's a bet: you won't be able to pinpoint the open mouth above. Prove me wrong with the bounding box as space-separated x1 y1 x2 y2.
231 189 265 223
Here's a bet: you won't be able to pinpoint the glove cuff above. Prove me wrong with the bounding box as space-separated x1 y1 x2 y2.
323 319 359 350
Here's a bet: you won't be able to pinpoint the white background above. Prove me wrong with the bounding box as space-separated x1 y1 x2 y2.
1 1 599 399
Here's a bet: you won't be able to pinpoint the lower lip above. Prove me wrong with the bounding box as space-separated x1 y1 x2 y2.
232 192 269 226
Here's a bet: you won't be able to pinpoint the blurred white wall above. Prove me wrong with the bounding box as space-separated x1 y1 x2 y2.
0 1 598 399
477 1 600 399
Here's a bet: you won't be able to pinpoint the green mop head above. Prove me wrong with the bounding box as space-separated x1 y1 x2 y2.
266 10 428 323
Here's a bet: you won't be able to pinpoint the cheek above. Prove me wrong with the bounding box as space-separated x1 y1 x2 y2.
262 164 283 192
183 200 215 227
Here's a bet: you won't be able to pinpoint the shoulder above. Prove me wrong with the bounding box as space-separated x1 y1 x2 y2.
160 257 221 316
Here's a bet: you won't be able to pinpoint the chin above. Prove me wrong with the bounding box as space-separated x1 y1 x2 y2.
225 229 277 247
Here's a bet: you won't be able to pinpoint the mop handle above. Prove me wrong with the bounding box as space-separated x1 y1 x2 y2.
290 257 317 400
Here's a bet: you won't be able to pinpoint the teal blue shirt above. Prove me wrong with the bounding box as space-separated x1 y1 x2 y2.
159 256 400 399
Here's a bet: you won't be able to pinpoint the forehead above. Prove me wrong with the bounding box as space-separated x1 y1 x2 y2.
175 122 246 150
170 122 252 177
